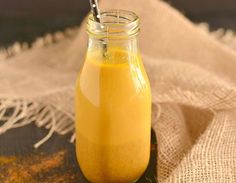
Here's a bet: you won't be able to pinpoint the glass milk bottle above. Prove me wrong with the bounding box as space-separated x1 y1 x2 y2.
75 10 151 183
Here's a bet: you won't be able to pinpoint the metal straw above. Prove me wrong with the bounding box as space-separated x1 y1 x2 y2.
89 0 107 56
89 0 101 23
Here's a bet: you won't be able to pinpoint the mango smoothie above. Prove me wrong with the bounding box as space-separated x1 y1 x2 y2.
75 47 151 182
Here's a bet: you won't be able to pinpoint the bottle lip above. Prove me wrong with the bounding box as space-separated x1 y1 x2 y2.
87 9 140 39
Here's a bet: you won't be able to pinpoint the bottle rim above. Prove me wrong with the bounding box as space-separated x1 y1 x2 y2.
87 9 140 39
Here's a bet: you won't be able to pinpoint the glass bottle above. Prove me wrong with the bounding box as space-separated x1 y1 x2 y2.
75 10 151 183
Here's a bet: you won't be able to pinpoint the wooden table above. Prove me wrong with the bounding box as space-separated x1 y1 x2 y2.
0 124 157 182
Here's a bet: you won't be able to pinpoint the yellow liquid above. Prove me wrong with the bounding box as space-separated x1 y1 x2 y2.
75 48 151 183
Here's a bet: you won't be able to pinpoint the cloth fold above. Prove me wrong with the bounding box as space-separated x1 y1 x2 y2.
1 0 236 182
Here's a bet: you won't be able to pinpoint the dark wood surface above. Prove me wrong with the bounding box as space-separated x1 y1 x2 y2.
0 124 157 183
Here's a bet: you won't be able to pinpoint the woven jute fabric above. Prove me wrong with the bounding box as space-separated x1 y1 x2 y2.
1 0 236 182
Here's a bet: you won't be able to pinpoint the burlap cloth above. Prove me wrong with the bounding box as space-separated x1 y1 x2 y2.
1 0 236 182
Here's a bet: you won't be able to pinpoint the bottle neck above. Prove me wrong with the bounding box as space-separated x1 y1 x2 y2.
88 36 140 54
86 10 141 64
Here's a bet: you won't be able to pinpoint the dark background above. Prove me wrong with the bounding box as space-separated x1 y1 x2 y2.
0 0 236 48
0 0 90 47
167 0 236 30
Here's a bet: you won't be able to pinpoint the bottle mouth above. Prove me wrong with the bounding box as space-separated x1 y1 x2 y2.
87 9 140 39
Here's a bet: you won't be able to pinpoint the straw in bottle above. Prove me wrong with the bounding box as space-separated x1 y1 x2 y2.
89 0 107 56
